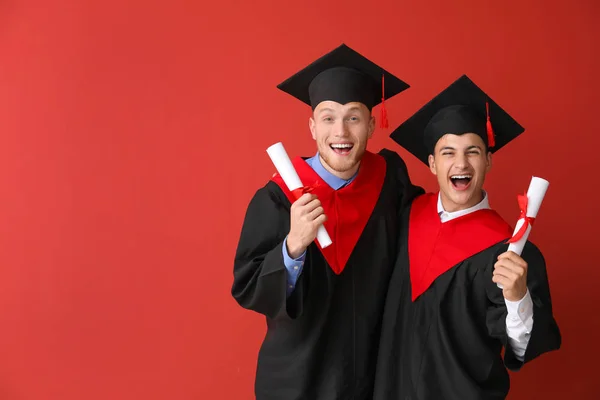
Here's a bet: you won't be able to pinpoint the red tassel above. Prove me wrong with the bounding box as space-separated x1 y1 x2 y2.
380 74 389 129
486 101 496 148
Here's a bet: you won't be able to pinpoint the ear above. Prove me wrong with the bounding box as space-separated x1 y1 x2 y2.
428 154 437 175
309 116 316 141
368 115 376 138
486 151 492 173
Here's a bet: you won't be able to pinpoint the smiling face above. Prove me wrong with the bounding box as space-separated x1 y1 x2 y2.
309 100 375 180
428 133 492 212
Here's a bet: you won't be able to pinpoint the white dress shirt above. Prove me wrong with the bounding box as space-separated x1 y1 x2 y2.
437 192 533 361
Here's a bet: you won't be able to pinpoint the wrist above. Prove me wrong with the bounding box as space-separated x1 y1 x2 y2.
504 288 527 302
286 234 306 259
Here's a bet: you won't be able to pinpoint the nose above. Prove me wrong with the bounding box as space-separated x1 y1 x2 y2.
455 152 468 169
332 119 350 138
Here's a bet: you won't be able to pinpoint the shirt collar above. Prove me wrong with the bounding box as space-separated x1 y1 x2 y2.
437 190 490 223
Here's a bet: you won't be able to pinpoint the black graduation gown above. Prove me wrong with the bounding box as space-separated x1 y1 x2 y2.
232 149 422 400
374 193 561 400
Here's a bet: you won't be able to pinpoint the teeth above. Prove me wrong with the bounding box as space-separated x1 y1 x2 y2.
331 143 353 149
451 175 472 179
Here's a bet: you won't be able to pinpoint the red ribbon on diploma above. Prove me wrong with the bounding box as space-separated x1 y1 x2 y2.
270 171 320 201
291 186 313 200
290 181 321 200
507 192 536 243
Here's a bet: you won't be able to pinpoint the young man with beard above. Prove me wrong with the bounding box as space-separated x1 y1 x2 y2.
231 44 422 400
374 75 561 400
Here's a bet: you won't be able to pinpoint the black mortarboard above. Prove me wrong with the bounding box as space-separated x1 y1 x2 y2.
390 74 525 165
277 44 410 127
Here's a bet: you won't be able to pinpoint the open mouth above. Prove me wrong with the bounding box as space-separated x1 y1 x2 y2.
450 174 472 191
330 143 353 155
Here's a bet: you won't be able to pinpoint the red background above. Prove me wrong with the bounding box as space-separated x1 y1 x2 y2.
1 0 598 398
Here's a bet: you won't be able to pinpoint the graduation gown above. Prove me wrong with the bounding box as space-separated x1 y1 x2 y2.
232 149 422 400
374 193 561 400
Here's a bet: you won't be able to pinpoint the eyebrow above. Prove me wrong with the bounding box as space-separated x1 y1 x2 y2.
439 146 455 152
318 106 363 116
318 108 335 114
439 145 483 152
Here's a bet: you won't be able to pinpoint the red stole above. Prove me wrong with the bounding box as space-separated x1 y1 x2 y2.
271 151 386 274
408 193 513 301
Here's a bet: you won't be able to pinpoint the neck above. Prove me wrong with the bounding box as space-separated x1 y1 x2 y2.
440 189 484 213
319 155 360 180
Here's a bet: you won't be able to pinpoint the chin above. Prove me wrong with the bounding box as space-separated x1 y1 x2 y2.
323 151 356 170
330 159 358 174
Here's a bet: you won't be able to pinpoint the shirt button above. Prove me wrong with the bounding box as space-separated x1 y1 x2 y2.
288 285 293 289
293 266 299 270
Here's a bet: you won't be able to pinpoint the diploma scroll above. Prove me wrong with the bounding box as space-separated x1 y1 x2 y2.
497 176 549 289
266 142 333 249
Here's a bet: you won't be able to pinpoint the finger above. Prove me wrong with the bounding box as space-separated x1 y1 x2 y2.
507 254 527 268
491 274 511 286
493 265 520 282
495 264 528 289
495 259 527 276
293 193 316 207
302 198 322 213
294 198 320 215
497 251 527 267
497 251 518 262
307 206 325 221
493 273 516 287
296 200 323 217
313 214 327 226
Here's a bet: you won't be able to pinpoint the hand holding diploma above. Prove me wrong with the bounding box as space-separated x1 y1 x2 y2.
494 176 549 291
266 142 333 252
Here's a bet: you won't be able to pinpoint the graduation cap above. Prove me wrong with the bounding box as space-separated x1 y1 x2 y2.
390 75 525 165
277 44 410 128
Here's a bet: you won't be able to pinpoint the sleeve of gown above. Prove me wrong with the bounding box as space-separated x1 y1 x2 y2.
484 241 562 371
231 182 306 320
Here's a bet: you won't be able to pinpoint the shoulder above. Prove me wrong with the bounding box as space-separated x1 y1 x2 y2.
521 240 546 266
485 239 546 269
377 148 411 181
489 237 545 263
246 180 291 211
377 148 408 169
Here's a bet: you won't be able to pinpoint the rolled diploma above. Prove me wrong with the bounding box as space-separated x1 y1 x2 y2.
497 176 549 288
266 142 332 249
